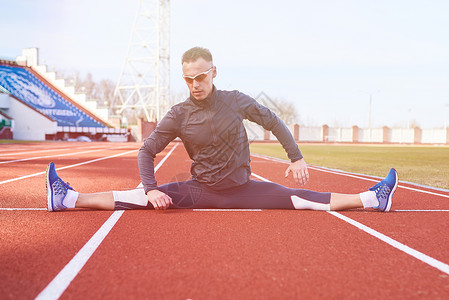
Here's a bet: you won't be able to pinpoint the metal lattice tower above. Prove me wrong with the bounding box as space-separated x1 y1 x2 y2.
114 0 170 123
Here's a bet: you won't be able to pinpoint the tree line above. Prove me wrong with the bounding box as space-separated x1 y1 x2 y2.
57 70 299 125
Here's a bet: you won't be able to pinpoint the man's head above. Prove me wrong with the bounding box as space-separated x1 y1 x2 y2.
182 47 216 101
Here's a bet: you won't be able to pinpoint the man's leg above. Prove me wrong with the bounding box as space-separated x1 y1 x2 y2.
46 162 149 211
223 180 332 210
46 161 204 211
76 192 114 210
50 187 152 211
218 168 398 212
328 168 399 212
47 160 397 212
290 168 399 211
330 193 363 210
93 185 370 211
227 182 374 211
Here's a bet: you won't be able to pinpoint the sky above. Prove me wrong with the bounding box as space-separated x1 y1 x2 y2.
1 0 449 128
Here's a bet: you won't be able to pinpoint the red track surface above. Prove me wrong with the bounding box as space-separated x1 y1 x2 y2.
1 141 448 299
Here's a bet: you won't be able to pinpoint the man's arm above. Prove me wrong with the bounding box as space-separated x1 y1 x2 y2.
138 109 178 208
145 189 173 210
237 92 309 185
284 158 309 185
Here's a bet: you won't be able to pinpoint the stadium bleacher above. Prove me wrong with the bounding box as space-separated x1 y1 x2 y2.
0 57 129 141
0 64 106 128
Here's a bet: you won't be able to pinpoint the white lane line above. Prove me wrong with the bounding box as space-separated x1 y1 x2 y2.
250 154 449 199
135 143 179 188
328 211 449 275
155 143 178 172
34 143 178 300
0 144 132 165
394 209 449 212
0 208 47 211
35 211 124 300
251 170 449 276
251 173 271 182
0 148 72 157
0 149 138 185
0 144 109 157
0 148 105 165
193 209 262 212
397 185 449 199
3 207 448 213
308 166 449 199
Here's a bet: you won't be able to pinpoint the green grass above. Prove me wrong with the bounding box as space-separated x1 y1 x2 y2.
249 143 449 190
0 139 45 144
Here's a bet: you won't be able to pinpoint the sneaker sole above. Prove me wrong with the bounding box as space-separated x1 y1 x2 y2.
385 169 398 212
46 163 54 212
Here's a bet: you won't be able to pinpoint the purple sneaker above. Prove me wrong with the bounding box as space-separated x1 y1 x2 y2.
369 168 398 212
46 162 74 211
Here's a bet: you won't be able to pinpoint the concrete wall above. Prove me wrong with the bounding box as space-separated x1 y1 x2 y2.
8 96 57 140
245 122 449 145
421 128 447 144
0 93 9 108
390 128 414 144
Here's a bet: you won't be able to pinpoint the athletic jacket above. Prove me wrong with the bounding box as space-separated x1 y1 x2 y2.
138 87 303 193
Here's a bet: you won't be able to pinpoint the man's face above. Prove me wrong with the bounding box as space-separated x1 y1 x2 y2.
182 57 216 101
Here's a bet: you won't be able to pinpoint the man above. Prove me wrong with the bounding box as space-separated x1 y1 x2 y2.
46 47 398 212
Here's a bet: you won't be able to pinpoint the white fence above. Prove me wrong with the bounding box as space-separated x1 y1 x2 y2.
359 128 384 143
421 128 447 144
244 122 449 144
300 127 322 142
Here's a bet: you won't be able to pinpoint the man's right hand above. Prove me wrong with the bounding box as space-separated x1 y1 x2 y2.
146 189 173 210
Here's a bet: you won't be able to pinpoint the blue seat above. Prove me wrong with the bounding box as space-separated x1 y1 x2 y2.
0 64 106 128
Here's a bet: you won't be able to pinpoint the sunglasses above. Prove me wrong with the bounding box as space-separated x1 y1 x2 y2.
183 67 214 84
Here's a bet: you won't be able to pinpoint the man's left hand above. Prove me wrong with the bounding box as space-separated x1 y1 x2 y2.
285 158 309 185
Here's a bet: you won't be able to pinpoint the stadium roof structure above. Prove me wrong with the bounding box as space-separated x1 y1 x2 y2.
0 61 110 128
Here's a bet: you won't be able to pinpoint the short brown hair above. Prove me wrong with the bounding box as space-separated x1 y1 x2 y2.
182 47 213 64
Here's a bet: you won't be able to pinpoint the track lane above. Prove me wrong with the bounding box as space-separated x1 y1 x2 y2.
251 154 449 210
35 143 179 299
58 143 449 299
251 154 449 292
248 157 449 264
0 142 174 299
250 154 449 265
0 144 134 166
0 143 139 180
0 210 113 299
0 142 112 157
2 142 449 298
0 144 142 208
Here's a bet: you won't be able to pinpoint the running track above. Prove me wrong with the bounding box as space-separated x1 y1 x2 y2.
1 141 448 299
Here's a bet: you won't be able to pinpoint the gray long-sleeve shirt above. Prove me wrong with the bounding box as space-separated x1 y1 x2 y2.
138 87 303 193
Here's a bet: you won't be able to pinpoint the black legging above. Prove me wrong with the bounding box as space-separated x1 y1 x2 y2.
117 180 331 210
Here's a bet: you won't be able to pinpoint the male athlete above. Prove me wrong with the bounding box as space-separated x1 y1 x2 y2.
46 47 398 212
